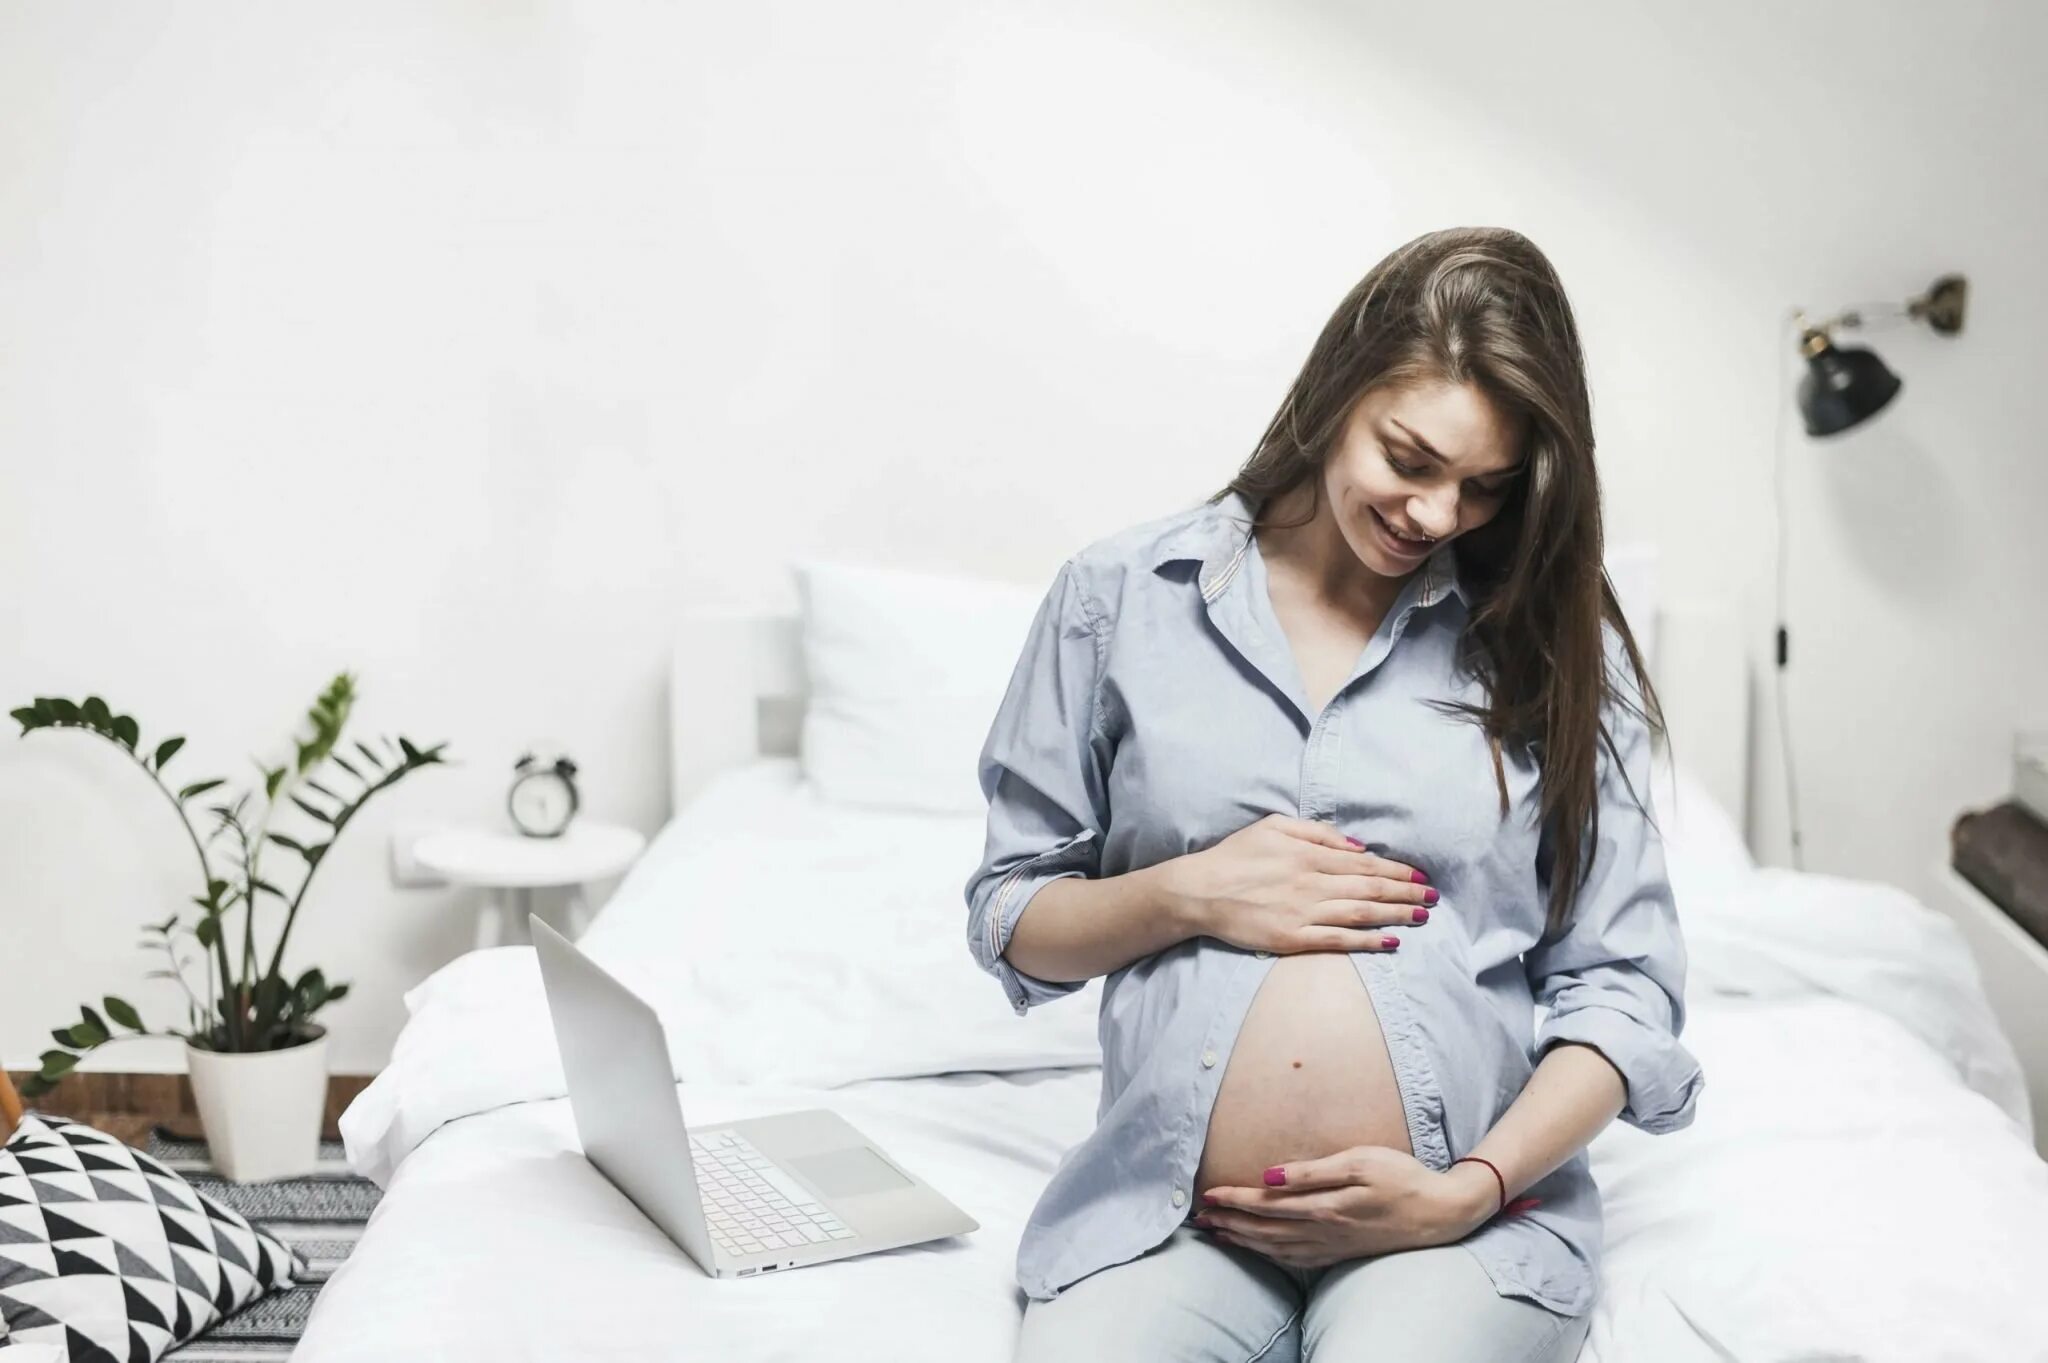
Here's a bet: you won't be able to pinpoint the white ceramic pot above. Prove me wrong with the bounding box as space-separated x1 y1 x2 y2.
183 1026 329 1182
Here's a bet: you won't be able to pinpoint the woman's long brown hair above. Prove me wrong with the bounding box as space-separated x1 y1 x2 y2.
1215 225 1664 941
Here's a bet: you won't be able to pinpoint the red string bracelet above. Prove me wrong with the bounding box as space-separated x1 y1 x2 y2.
1450 1156 1506 1215
1450 1157 1545 1217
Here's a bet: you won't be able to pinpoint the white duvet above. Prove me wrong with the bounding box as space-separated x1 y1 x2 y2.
308 763 2048 1362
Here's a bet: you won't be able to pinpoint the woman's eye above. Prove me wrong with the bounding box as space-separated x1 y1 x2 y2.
1468 482 1504 500
1383 450 1426 477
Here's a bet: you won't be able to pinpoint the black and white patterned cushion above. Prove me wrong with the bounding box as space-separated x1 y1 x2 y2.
0 1113 304 1362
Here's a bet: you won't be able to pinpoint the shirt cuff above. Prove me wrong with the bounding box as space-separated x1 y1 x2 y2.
984 833 1099 1015
1534 1002 1705 1135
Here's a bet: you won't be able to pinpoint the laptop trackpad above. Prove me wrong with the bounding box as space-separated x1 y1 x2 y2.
788 1147 913 1198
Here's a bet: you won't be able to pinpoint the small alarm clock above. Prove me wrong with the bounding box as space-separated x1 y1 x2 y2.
508 751 580 838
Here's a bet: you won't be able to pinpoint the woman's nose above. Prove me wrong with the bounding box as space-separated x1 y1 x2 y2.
1409 490 1459 540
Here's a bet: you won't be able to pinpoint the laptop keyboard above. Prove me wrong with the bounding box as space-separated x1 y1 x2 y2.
690 1128 856 1258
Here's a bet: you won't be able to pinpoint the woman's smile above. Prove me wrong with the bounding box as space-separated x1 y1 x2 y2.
1368 504 1435 561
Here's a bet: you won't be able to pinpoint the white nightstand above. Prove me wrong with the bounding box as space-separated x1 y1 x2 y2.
1931 862 2048 1160
416 822 647 949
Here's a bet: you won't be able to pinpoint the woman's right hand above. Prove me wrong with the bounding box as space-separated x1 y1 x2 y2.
1161 814 1435 955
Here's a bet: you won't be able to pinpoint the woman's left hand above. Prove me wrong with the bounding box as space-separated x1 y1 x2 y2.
1193 1146 1497 1270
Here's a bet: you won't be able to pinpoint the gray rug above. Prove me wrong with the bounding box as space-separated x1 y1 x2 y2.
148 1128 381 1361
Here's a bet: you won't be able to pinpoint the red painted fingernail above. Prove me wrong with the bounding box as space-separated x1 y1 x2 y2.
1346 837 1366 849
1381 934 1400 948
1201 1193 1219 1205
1423 888 1439 904
1263 1167 1287 1186
1411 869 1429 883
1412 907 1429 923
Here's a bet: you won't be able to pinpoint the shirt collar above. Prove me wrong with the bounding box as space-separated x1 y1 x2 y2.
1152 488 1469 609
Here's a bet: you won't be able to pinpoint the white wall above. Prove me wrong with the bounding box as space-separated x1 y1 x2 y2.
4 0 2042 1074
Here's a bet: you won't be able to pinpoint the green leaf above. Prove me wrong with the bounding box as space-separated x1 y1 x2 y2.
264 765 286 800
354 739 385 771
69 1019 107 1048
104 996 143 1030
253 974 289 1021
330 752 361 780
251 877 287 899
194 916 219 948
81 696 113 729
304 779 341 802
11 705 44 730
153 735 186 769
38 1049 79 1077
111 714 138 749
266 832 311 858
326 982 350 1002
51 1026 80 1047
399 737 421 762
45 697 80 723
289 795 335 825
178 778 226 801
80 1005 108 1036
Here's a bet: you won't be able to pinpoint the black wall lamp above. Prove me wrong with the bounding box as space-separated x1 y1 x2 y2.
1774 272 1968 868
1793 273 1968 436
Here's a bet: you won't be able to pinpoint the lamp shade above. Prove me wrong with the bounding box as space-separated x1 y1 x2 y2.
1797 337 1902 436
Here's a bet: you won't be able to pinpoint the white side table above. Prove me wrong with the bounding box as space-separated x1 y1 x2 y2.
416 822 647 949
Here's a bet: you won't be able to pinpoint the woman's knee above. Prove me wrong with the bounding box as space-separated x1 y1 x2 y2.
1302 1243 1588 1363
1013 1226 1303 1363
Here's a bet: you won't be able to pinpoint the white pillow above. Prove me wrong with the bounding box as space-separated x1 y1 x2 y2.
794 558 1046 814
1650 750 1757 902
574 758 1104 1085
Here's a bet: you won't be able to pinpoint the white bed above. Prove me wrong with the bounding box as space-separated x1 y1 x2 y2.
299 563 2048 1362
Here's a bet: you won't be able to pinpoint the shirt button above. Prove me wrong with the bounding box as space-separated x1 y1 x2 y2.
1200 1049 1217 1068
1171 1188 1186 1208
1254 950 1271 959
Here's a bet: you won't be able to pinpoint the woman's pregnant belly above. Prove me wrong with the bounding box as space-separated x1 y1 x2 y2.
1193 952 1414 1195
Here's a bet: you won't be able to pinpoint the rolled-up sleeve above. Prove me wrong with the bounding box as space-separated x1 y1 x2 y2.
1525 624 1705 1134
964 557 1113 1016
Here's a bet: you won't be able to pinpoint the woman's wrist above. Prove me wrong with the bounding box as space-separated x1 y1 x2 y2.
1149 852 1213 941
1440 1161 1503 1234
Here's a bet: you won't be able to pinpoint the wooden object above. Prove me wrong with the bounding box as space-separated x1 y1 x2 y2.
0 1069 373 1145
0 1067 22 1142
1951 802 2048 951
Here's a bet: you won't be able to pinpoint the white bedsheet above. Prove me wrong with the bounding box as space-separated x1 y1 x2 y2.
305 762 2048 1361
304 994 2048 1363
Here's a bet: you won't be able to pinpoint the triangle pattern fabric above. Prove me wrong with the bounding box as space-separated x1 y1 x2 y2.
88 1175 148 1205
0 1113 303 1362
139 1175 197 1215
30 1174 94 1204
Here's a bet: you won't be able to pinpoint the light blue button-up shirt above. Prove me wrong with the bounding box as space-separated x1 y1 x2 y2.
964 489 1703 1315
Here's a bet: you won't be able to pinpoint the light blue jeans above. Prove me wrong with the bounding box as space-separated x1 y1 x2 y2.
1013 1224 1591 1363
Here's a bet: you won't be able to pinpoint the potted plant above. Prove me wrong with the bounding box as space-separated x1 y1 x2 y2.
11 673 447 1179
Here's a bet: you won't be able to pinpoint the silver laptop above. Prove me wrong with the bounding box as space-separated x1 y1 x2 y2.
529 915 978 1278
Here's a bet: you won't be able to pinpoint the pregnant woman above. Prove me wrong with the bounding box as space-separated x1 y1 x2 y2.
965 226 1704 1362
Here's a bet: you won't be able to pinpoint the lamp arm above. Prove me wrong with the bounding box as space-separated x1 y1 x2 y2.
1805 274 1967 337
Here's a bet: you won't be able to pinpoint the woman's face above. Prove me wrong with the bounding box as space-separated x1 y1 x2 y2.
1321 378 1528 577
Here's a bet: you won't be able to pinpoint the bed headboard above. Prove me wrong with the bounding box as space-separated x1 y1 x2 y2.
670 548 1755 844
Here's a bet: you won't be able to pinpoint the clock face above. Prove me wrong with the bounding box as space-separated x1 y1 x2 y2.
510 773 575 836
